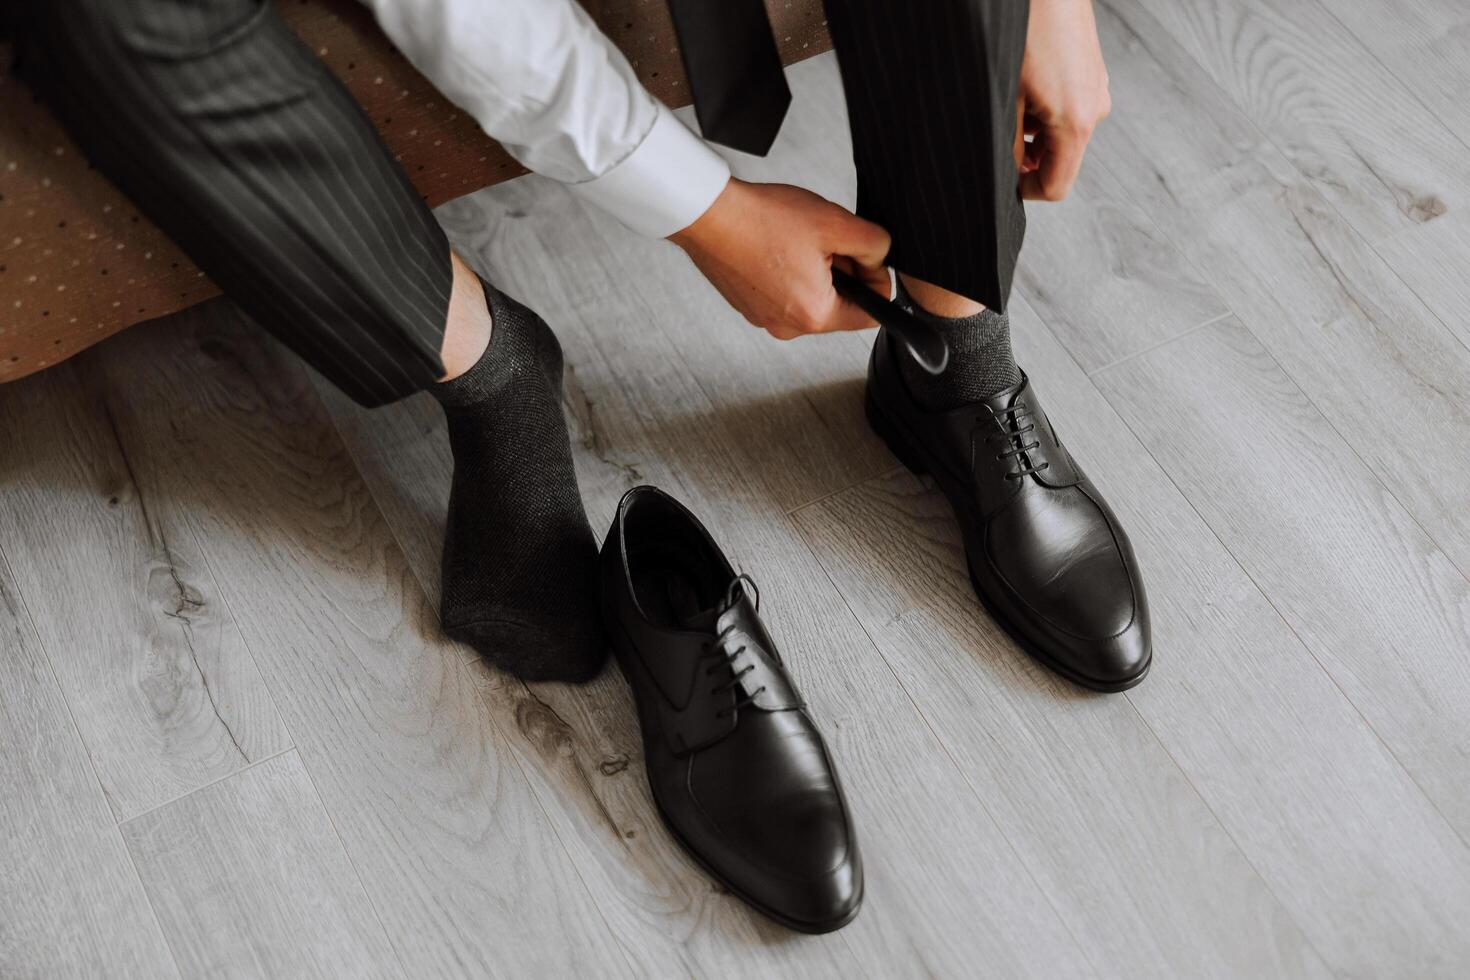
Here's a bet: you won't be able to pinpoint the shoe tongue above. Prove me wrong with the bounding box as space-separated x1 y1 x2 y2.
677 605 722 631
666 576 746 632
982 374 1027 412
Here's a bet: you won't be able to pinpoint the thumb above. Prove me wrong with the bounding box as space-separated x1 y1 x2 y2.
823 208 890 272
824 208 891 299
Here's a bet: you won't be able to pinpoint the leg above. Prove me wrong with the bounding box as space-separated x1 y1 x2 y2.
824 0 1027 410
822 0 1029 314
829 1 1152 691
18 0 451 406
17 0 603 679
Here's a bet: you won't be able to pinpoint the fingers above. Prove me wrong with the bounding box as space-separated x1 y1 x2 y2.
796 208 890 335
742 193 895 340
1019 120 1090 201
822 289 881 334
821 207 891 272
758 259 879 339
1018 113 1043 175
1013 93 1029 170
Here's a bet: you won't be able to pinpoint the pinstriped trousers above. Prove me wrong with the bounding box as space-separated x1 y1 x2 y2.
17 0 1028 407
825 0 1030 314
16 0 451 408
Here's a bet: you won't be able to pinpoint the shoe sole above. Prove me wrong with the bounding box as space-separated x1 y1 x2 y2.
865 389 1151 694
602 602 865 934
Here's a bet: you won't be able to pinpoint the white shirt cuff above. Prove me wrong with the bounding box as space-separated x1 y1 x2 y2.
568 102 731 239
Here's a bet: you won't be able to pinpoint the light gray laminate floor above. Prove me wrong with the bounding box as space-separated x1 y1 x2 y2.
5 2 1470 975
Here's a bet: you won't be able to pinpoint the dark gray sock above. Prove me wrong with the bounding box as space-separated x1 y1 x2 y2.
429 280 605 682
894 277 1022 411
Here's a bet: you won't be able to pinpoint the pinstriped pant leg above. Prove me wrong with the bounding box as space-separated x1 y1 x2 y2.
822 0 1029 314
17 0 451 407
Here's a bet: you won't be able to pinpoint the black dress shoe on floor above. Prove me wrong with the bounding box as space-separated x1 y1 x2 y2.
599 486 862 933
865 327 1151 691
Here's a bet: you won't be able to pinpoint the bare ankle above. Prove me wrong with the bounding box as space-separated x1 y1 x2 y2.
897 272 985 318
438 251 493 381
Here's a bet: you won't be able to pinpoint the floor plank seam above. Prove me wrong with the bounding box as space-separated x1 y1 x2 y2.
1085 326 1470 866
784 512 1106 979
274 745 416 980
1067 21 1470 868
466 680 647 980
1308 0 1470 160
161 408 418 980
1234 290 1470 601
297 362 642 978
1115 692 1339 975
785 464 905 518
116 746 297 828
1358 228 1470 366
1148 0 1463 259
546 183 903 526
1201 318 1470 858
1081 309 1235 376
314 380 445 616
114 805 188 980
0 542 186 980
1070 43 1470 850
1007 296 1342 975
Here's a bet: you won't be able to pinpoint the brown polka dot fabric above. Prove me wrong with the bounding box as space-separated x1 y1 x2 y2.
0 0 831 383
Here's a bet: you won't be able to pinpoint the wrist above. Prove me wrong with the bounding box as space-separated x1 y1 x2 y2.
669 176 744 251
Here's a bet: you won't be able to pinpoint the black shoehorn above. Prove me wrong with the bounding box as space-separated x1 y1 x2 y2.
831 267 949 375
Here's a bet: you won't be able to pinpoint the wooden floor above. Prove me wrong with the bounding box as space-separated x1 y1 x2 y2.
5 1 1470 974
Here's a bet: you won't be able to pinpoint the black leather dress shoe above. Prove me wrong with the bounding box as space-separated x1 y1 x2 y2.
599 487 862 932
865 328 1151 691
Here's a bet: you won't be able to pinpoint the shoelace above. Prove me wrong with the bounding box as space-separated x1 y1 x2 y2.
982 404 1051 480
702 574 767 719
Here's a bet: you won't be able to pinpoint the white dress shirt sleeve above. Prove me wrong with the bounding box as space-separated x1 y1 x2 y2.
364 0 731 238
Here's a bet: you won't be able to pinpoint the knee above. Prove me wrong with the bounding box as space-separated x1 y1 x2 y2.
58 0 268 60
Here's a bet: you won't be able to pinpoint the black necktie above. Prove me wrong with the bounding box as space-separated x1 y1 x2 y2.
666 0 792 156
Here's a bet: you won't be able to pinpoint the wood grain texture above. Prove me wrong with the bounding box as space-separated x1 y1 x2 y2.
557 69 896 513
84 305 635 979
1089 0 1470 577
1373 210 1470 361
999 300 1470 978
1288 0 1470 152
319 174 1098 976
314 321 861 976
0 362 290 820
1122 0 1466 243
1093 1 1470 567
798 476 1319 980
793 299 1332 979
9 13 1470 976
0 548 179 979
1091 317 1470 974
1076 0 1470 835
122 750 401 980
1015 156 1228 371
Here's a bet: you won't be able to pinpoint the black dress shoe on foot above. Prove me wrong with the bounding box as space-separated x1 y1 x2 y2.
865 328 1151 691
600 487 862 932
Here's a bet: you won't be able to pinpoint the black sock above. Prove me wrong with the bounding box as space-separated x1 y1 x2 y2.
894 277 1022 411
429 280 605 682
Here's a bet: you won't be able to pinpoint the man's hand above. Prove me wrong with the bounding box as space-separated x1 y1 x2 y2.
1017 0 1111 201
669 178 891 341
